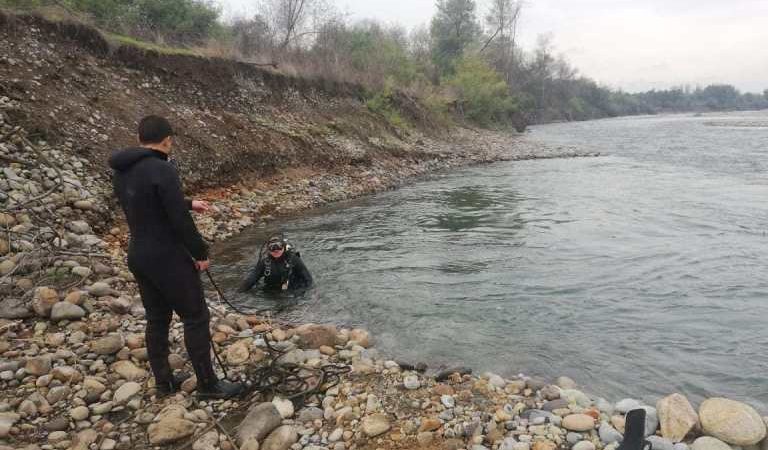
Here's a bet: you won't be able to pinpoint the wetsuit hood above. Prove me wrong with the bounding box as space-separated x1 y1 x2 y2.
109 147 168 172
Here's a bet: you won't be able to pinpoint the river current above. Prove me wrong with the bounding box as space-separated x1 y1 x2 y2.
214 110 768 410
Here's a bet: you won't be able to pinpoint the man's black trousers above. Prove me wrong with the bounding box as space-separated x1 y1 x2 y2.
128 246 217 388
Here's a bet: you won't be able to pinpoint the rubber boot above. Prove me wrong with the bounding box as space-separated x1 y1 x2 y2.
617 408 652 450
197 379 246 399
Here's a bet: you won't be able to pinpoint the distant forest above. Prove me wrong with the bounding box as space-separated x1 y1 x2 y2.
6 0 768 129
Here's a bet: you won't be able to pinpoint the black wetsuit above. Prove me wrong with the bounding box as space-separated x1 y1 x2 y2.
109 147 218 388
239 252 313 292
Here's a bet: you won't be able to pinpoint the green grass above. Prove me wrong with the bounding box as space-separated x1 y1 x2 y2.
104 32 200 57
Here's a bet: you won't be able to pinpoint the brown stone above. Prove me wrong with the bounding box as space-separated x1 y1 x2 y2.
252 347 266 363
349 328 370 347
505 380 526 394
252 323 271 333
130 348 148 361
433 384 455 396
125 334 144 350
0 213 16 227
51 366 82 383
32 287 59 317
319 345 336 356
562 414 596 431
294 324 338 349
25 356 52 376
226 340 251 365
418 418 442 432
487 426 504 444
611 415 626 433
272 329 287 341
147 418 195 445
64 291 83 305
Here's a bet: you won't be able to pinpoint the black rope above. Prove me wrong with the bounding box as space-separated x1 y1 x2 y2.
204 269 351 408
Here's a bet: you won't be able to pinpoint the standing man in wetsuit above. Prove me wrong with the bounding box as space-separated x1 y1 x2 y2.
110 115 243 399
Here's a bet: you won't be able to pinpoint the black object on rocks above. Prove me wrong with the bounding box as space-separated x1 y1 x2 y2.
618 408 653 450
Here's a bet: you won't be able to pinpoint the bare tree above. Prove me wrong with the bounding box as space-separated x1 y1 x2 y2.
482 0 521 51
258 0 338 52
482 0 522 83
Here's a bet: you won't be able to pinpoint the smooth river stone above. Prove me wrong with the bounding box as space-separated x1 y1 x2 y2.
562 414 595 432
699 398 766 445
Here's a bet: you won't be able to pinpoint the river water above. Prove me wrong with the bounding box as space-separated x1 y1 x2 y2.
213 110 768 410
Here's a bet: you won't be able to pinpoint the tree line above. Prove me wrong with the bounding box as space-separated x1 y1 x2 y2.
5 0 768 129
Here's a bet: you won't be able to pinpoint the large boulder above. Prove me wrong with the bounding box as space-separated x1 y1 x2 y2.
657 393 700 442
148 418 196 445
294 324 338 349
699 398 766 445
237 403 283 444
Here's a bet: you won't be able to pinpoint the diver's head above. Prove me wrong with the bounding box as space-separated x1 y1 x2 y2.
267 236 285 259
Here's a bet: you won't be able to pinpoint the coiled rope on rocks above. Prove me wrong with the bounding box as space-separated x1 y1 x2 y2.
204 270 350 409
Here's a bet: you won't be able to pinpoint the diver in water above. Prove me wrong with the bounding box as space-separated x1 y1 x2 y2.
239 235 313 292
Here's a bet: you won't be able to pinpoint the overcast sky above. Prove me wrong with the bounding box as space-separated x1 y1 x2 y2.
218 0 768 93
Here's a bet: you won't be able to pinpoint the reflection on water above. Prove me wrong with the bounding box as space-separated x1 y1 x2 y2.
213 110 768 411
